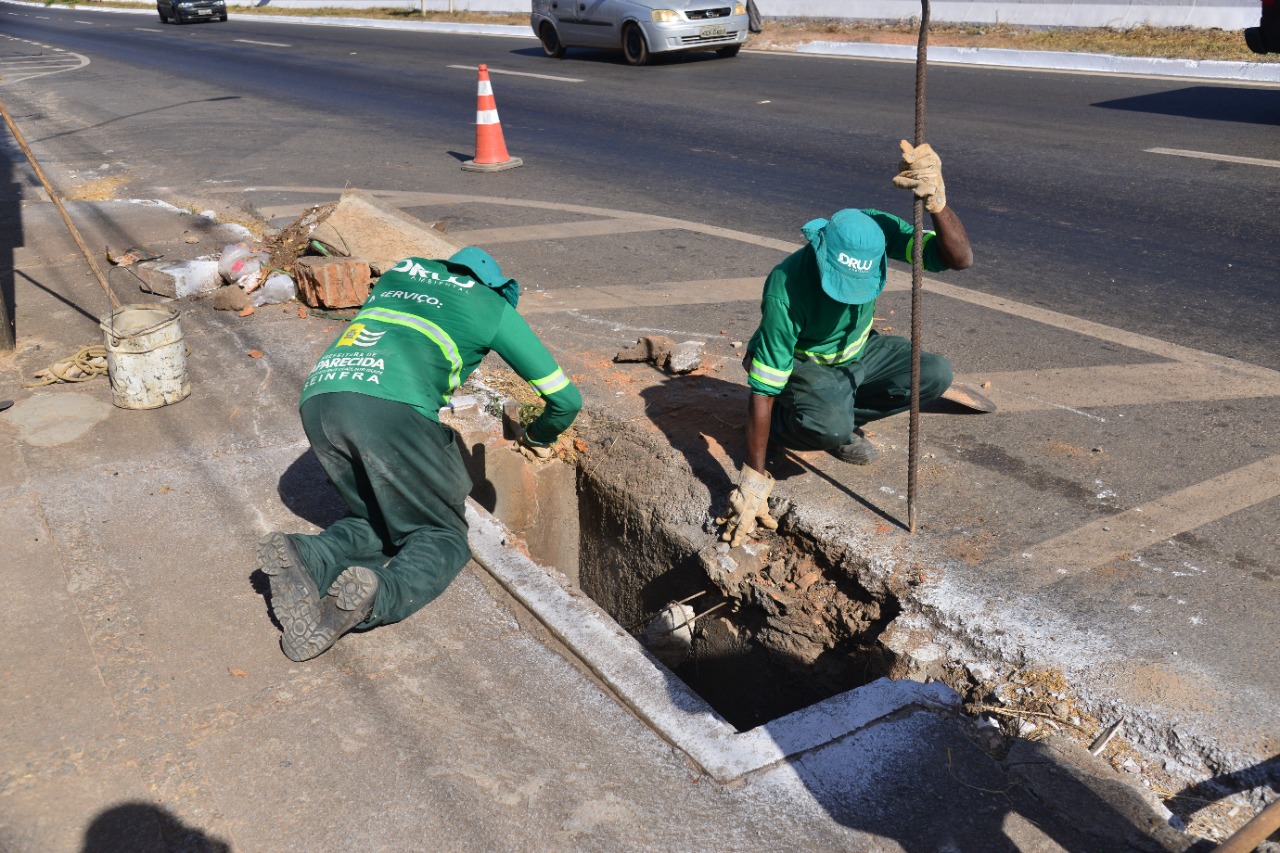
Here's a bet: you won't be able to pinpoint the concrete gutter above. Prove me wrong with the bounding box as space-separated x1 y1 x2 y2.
7 0 1278 83
466 500 960 783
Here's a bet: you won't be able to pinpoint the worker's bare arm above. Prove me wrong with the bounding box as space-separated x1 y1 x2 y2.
745 392 775 475
930 205 973 271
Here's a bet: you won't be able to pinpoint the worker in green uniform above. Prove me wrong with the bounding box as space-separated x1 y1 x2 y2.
718 141 973 547
260 247 581 661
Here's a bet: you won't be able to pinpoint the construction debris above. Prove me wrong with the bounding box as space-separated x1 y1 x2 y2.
294 256 372 309
642 602 696 667
614 335 704 375
303 189 454 275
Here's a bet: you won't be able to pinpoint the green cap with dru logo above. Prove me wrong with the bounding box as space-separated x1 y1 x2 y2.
447 247 520 308
801 209 887 305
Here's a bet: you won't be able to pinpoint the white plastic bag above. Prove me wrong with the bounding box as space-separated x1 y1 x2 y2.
251 273 297 307
219 243 268 283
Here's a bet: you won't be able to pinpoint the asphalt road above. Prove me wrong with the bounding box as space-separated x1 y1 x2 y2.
1 7 1278 368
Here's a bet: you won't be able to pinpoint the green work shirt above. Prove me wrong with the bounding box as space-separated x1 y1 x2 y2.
300 257 582 445
745 208 949 396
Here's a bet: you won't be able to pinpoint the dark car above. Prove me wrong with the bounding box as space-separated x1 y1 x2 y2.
1245 0 1278 52
157 0 227 24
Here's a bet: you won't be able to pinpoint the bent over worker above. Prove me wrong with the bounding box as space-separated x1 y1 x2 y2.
718 141 973 546
260 247 581 661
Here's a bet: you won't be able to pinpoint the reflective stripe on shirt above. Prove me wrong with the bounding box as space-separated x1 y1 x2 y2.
355 306 462 400
529 367 571 397
795 320 874 366
749 358 791 389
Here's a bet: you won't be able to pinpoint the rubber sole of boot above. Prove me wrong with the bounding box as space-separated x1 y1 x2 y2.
258 532 322 662
284 565 378 663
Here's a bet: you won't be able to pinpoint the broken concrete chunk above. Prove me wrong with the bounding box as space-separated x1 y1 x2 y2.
307 189 458 274
613 335 703 374
135 260 221 299
665 341 704 374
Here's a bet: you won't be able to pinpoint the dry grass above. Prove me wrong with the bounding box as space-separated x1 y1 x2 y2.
757 20 1277 63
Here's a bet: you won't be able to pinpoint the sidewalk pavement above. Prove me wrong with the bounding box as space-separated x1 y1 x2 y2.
0 189 1217 851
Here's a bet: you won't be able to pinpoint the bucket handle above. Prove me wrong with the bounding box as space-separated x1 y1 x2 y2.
101 306 181 347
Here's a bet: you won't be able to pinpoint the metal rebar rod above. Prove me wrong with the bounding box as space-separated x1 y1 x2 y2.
907 0 930 534
0 94 121 319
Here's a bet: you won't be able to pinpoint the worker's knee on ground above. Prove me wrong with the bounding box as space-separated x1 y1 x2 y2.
920 353 954 401
791 407 857 451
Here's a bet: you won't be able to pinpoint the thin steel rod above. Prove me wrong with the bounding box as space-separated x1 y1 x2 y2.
0 93 121 318
907 0 930 533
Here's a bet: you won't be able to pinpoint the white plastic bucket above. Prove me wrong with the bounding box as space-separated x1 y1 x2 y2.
99 304 190 410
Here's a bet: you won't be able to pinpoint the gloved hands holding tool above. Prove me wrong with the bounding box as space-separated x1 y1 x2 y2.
716 464 778 548
892 140 946 213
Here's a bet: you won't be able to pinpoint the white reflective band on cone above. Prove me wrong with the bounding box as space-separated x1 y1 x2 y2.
478 80 493 96
476 109 500 124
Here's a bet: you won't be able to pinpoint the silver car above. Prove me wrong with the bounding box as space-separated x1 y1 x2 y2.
531 0 749 65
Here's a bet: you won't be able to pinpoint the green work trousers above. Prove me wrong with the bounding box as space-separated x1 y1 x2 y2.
770 333 953 451
292 392 472 630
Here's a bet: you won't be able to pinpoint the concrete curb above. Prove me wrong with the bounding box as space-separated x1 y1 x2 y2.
792 41 1280 83
465 499 961 784
6 0 1277 83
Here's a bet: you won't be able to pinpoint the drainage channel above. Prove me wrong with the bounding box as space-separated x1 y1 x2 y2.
449 403 955 783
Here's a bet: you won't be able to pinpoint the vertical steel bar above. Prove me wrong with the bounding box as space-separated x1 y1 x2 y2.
907 0 930 533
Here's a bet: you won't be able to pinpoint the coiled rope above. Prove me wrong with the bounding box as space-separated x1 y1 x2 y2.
21 345 109 387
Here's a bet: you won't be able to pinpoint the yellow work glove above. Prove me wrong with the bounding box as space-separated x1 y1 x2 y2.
515 427 555 462
716 465 778 548
892 140 947 213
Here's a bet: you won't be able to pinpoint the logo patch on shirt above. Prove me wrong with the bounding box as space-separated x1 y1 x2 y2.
390 259 476 288
336 323 385 348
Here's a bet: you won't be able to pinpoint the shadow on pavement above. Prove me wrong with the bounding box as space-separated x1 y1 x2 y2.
1093 86 1280 126
81 802 229 853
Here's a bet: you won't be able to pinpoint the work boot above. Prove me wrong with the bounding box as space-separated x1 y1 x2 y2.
832 430 880 466
259 532 322 661
285 566 379 662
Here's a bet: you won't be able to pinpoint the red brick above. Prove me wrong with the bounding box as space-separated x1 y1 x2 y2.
293 257 371 309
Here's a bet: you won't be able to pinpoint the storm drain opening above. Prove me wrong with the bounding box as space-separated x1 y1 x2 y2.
451 396 912 733
576 471 902 731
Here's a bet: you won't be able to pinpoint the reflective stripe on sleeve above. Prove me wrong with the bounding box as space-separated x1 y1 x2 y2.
355 307 462 400
902 229 936 263
529 367 571 396
749 359 791 389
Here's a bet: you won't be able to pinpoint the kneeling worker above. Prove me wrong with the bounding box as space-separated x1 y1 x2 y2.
261 248 581 661
719 141 973 547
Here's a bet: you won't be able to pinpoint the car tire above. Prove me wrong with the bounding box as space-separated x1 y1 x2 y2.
157 7 167 21
172 10 184 23
219 13 227 20
539 22 566 58
716 44 742 57
622 23 650 66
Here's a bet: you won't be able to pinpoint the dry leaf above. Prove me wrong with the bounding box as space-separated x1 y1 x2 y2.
297 305 308 319
228 668 248 678
573 438 589 455
239 305 255 317
247 349 264 359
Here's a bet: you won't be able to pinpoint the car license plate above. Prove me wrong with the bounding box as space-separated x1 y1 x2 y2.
699 24 726 38
197 8 211 13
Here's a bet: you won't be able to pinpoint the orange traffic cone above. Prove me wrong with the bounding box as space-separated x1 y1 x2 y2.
462 64 523 173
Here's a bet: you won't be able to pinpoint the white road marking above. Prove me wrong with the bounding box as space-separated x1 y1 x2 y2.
447 64 582 83
74 20 94 24
235 38 291 48
1026 455 1280 585
1146 147 1280 168
134 28 163 32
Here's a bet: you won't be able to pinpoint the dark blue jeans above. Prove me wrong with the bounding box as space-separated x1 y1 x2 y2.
770 333 953 452
293 393 472 629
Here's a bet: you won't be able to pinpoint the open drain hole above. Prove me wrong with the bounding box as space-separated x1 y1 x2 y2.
577 474 901 731
455 407 906 733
